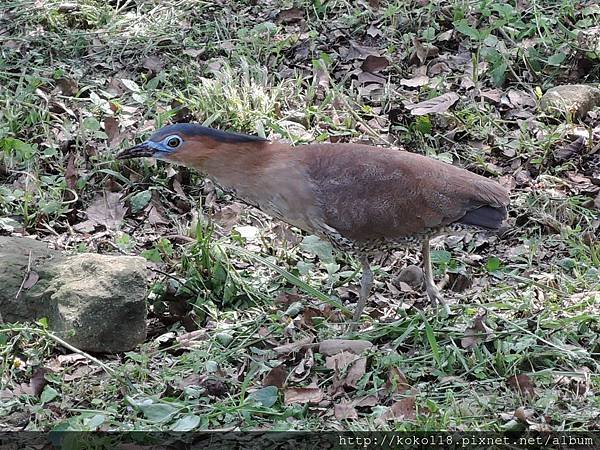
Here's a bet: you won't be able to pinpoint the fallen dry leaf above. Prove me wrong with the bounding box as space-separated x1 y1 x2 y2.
2 367 52 399
385 367 411 393
406 92 460 116
353 395 378 407
318 339 373 356
276 7 304 24
22 270 39 290
381 396 416 421
361 55 389 73
400 75 429 87
507 374 535 397
554 136 586 161
184 48 205 60
85 191 126 230
65 153 78 190
64 365 100 382
104 116 123 147
176 330 209 348
344 356 367 388
325 351 359 372
357 71 386 85
142 55 165 73
366 23 383 38
479 89 502 103
56 77 78 96
263 366 288 388
460 311 493 349
274 335 314 354
334 399 358 419
505 89 536 108
147 204 169 225
344 42 380 60
290 347 314 383
284 387 323 405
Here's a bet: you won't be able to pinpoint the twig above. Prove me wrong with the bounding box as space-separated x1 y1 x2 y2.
15 250 32 300
163 234 195 243
42 329 140 394
3 325 140 393
43 331 117 377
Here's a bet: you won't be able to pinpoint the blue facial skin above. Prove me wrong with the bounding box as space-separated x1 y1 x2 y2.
147 135 183 159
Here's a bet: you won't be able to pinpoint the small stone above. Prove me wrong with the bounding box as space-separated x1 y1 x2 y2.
540 84 600 118
394 265 424 289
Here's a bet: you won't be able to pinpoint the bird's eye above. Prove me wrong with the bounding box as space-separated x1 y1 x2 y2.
165 135 182 149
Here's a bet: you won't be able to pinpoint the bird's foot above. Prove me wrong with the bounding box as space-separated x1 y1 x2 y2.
425 283 451 316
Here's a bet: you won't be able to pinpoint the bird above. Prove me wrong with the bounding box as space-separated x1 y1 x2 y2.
117 123 509 327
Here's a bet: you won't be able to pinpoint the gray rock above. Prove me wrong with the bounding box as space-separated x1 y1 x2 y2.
0 237 147 353
540 84 600 118
395 264 424 289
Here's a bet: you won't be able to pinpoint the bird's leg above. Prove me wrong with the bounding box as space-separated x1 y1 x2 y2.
422 238 451 315
351 254 373 329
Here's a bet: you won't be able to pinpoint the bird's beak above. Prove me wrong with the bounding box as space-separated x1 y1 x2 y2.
116 142 156 160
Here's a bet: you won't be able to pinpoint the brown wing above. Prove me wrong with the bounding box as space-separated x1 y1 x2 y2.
302 144 509 242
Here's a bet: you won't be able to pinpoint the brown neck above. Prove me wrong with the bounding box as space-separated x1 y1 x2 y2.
167 136 292 191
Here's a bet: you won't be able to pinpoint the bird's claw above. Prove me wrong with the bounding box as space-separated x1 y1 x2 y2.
426 284 451 316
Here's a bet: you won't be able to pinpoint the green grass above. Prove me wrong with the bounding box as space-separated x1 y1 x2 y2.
1 0 600 432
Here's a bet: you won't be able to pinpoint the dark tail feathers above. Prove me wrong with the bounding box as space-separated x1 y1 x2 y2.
458 205 507 230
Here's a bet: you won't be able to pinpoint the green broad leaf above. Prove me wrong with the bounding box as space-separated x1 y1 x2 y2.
414 115 432 135
300 235 334 263
85 414 106 430
547 52 566 66
171 414 201 431
558 257 576 270
138 402 178 423
296 260 313 275
431 250 452 265
82 117 101 132
489 62 508 86
142 248 163 263
0 217 21 232
130 190 152 213
486 256 502 272
40 386 59 404
1 138 36 160
323 262 340 275
249 386 279 408
121 78 141 92
454 20 481 41
145 76 161 91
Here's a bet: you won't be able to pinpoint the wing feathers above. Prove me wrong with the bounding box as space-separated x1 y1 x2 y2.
302 143 510 241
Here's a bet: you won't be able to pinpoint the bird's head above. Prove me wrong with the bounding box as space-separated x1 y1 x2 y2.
116 123 269 168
